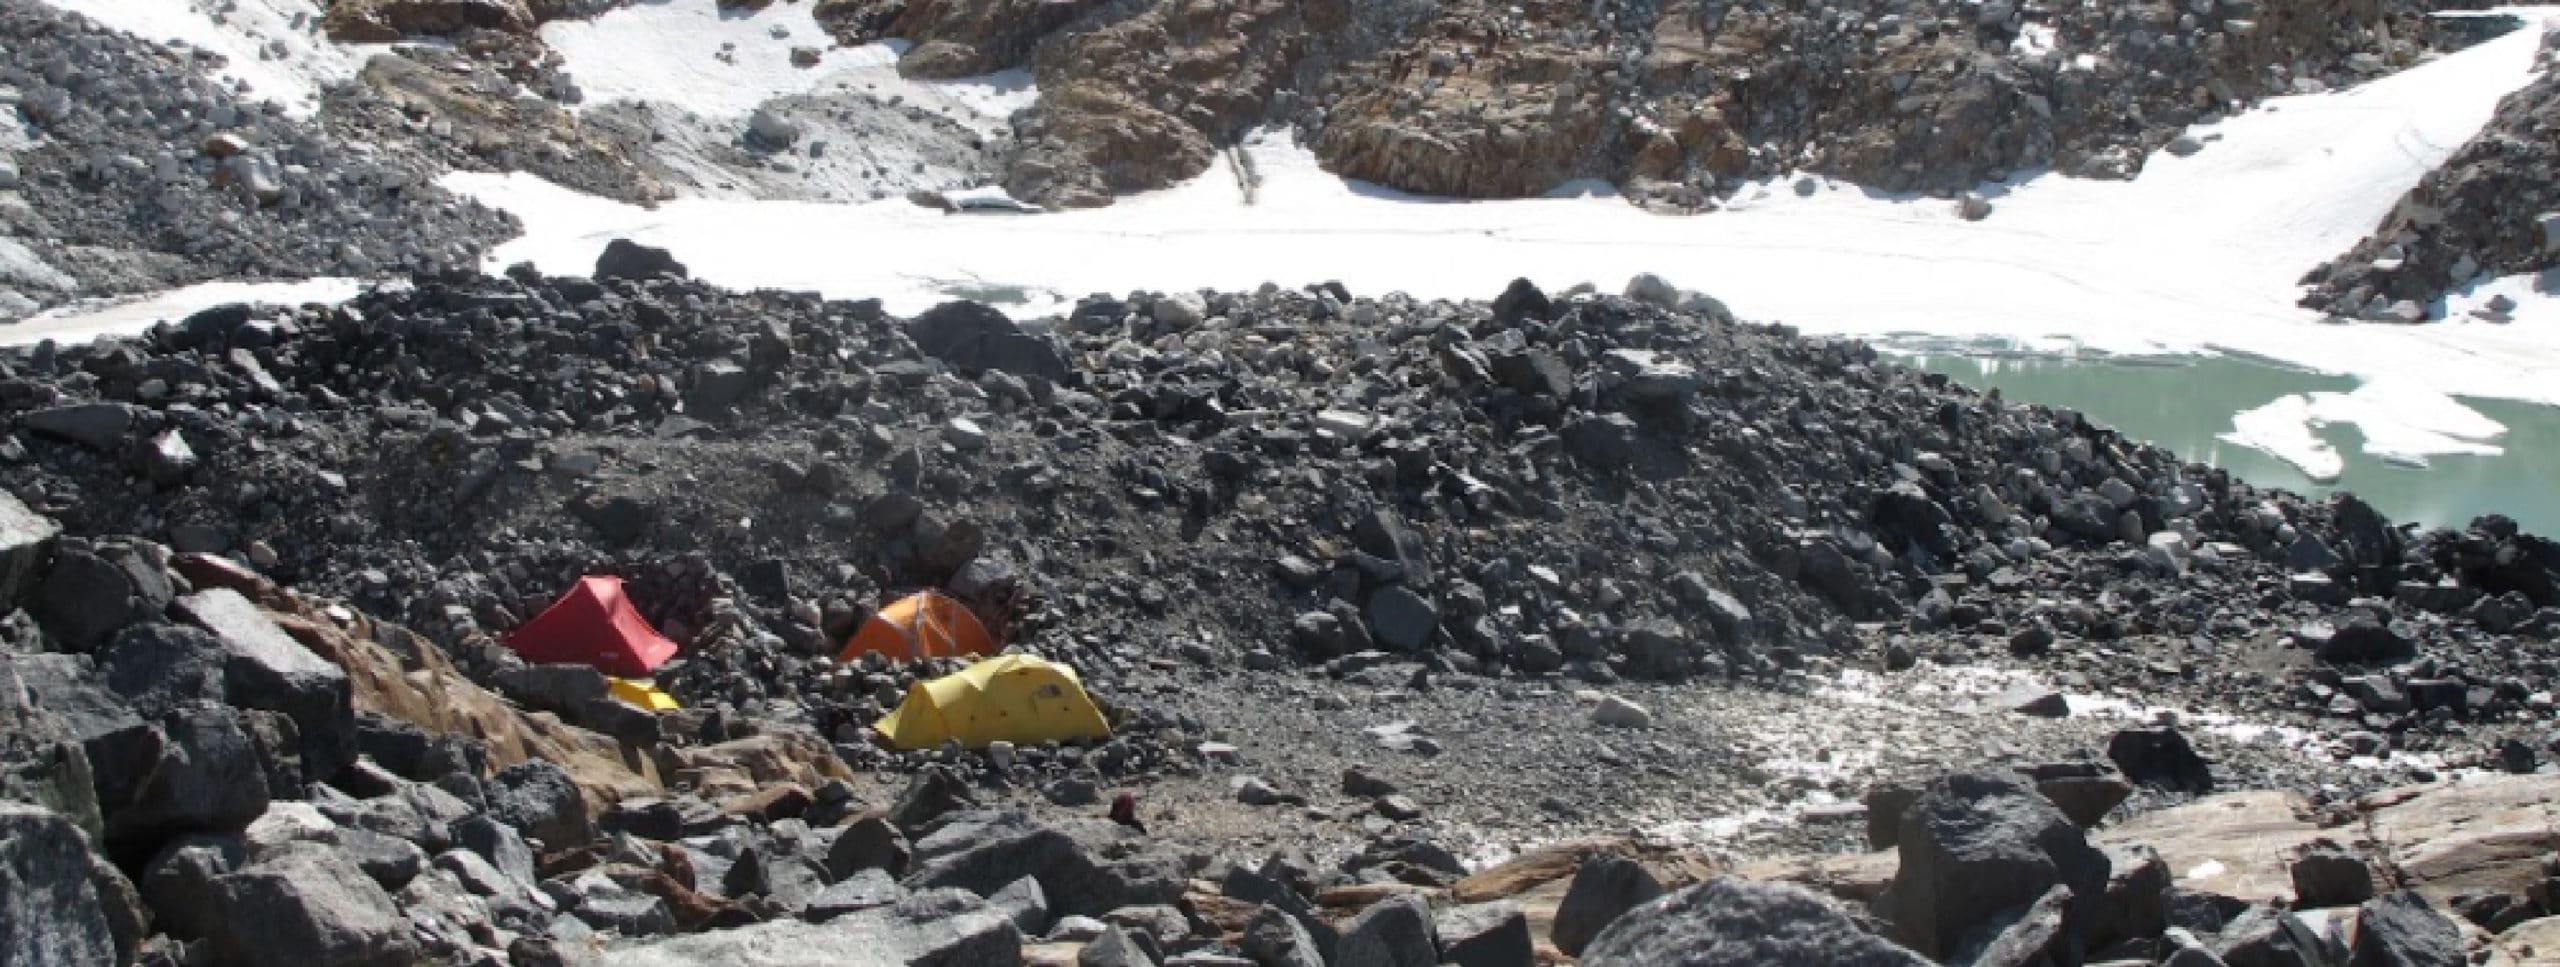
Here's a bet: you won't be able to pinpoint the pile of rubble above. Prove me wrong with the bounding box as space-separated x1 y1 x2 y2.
2301 26 2560 323
0 0 518 321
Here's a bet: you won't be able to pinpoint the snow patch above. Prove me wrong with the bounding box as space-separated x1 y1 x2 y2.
446 11 2560 415
542 1 1034 127
37 0 367 117
4 277 374 347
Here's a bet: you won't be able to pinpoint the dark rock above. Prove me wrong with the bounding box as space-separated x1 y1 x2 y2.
173 588 357 782
2347 891 2460 967
1551 854 1663 956
1241 903 1326 967
1364 586 1439 652
1335 893 1437 967
2318 617 2415 665
1966 883 2070 967
1490 278 1555 327
141 832 245 940
1876 771 2110 960
2213 905 2334 967
2035 774 2133 827
34 545 172 651
901 812 1181 918
2291 846 2375 909
0 802 121 966
2088 844 2171 950
23 403 139 452
805 868 905 922
1079 925 1155 967
487 759 592 850
1562 414 1641 469
990 875 1049 936
1580 877 1930 966
830 815 912 879
594 239 688 281
203 842 421 967
1866 783 1920 849
2108 727 2214 794
907 301 1070 383
890 766 977 833
108 705 272 851
1434 901 1532 967
1352 510 1435 588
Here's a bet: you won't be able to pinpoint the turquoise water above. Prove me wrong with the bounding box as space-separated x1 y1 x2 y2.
1898 349 2560 538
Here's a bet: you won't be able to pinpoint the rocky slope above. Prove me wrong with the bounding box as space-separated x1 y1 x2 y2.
2300 25 2560 322
0 0 519 321
1 258 2558 963
810 0 2481 209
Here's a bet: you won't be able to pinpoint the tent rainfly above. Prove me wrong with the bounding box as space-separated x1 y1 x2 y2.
505 576 679 678
873 654 1111 750
837 589 995 664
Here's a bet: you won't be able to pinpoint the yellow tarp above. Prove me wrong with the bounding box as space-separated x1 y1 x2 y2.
606 677 681 711
873 654 1111 750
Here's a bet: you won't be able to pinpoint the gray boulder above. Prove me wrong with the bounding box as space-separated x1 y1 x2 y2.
1551 854 1663 956
1875 771 2110 960
901 812 1182 917
2347 891 2460 967
990 875 1049 936
829 815 911 878
142 832 248 939
2213 905 2334 967
1334 893 1438 967
174 589 357 782
1581 878 1929 966
33 544 172 651
1079 925 1156 967
1434 901 1532 967
618 889 1023 966
488 759 591 849
2290 846 2375 909
0 802 121 967
1241 903 1326 967
203 842 421 967
804 868 905 922
107 704 273 850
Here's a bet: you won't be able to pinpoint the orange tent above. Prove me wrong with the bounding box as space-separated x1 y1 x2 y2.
838 590 994 664
506 576 679 678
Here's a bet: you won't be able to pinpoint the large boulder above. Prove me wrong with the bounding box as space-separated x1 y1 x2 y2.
901 812 1182 918
1581 878 1929 966
2348 891 2461 967
487 759 592 850
1875 771 2110 960
1334 893 1438 967
203 842 421 967
1551 854 1664 956
173 589 358 782
105 705 273 851
1241 903 1326 967
0 802 121 966
906 301 1071 383
33 543 172 651
1433 901 1532 967
616 890 1023 966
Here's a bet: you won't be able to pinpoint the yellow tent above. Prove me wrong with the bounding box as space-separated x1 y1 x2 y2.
606 677 681 711
873 654 1112 750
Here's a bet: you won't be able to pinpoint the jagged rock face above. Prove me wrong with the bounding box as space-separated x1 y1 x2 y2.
799 0 2456 207
328 48 671 205
2303 34 2560 320
811 0 1108 79
322 0 542 43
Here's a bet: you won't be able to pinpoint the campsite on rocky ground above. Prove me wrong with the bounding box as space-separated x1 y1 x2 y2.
5 1 2560 966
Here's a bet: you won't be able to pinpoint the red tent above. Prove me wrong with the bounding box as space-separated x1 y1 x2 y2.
505 576 679 678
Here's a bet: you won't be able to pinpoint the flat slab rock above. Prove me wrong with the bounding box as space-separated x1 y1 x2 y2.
611 899 1021 966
